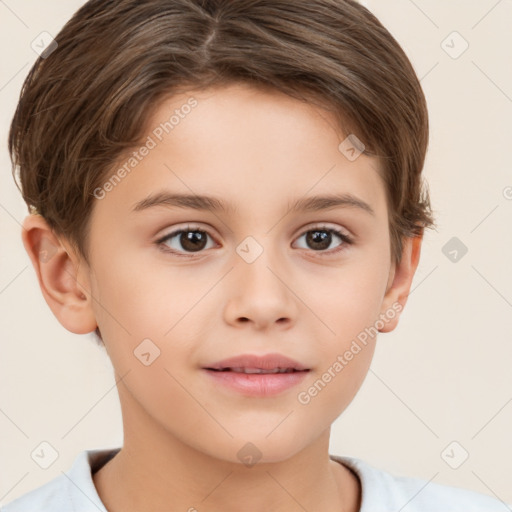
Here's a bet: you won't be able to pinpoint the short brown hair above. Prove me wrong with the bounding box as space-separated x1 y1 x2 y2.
9 0 435 268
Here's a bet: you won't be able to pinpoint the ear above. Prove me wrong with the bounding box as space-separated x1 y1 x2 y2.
21 214 97 335
378 234 423 333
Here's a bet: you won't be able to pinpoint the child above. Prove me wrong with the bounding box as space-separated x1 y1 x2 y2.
4 0 510 511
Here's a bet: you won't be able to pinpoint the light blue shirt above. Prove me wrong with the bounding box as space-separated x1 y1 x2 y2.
2 447 509 511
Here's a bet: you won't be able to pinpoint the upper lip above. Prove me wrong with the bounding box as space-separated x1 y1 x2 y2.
204 353 310 371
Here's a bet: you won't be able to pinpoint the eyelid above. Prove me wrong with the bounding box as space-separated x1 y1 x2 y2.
155 223 217 245
295 221 352 239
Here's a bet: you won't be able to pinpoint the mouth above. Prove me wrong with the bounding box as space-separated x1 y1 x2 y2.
202 353 311 396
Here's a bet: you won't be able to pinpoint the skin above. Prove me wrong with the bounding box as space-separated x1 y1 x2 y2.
22 82 422 512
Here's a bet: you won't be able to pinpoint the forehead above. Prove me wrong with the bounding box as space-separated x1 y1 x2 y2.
93 82 387 226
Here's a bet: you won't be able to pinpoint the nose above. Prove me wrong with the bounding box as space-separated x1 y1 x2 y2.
223 249 298 331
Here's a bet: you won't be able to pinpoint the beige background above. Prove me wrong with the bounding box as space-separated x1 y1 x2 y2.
1 0 511 507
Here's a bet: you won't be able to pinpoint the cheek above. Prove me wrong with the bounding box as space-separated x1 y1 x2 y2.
89 259 215 397
92 250 203 336
298 327 377 429
298 253 389 338
292 256 387 414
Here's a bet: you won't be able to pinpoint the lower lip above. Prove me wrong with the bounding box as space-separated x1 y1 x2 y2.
203 369 309 397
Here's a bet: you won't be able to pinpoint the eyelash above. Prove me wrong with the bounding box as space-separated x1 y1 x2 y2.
155 224 354 259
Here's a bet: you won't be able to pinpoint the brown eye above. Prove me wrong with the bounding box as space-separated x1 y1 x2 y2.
157 227 215 255
294 227 353 254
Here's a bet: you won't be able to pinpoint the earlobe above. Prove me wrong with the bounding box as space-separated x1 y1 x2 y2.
379 234 423 333
21 214 97 335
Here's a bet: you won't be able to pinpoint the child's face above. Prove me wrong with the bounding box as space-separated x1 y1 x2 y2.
49 82 418 462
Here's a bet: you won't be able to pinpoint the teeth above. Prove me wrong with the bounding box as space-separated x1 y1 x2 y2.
229 367 295 374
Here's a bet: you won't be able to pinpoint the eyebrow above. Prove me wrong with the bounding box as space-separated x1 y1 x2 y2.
131 191 375 217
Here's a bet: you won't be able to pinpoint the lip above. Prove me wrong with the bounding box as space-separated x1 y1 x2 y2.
203 369 309 397
204 353 309 371
202 353 310 397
